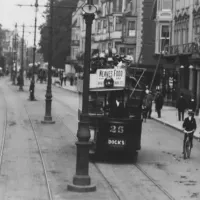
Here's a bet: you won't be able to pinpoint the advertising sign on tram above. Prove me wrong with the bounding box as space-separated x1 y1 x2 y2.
96 68 126 88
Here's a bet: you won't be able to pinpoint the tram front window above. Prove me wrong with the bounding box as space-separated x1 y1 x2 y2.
88 90 130 118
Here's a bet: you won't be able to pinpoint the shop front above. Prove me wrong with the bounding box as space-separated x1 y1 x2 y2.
159 66 179 106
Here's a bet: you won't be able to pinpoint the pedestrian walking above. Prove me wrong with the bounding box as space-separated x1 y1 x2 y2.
188 96 196 114
29 80 35 100
146 90 153 118
60 72 63 87
176 93 187 121
155 90 163 118
141 99 148 122
64 75 67 86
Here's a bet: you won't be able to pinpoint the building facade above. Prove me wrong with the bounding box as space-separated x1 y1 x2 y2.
70 0 141 64
70 0 175 92
164 0 200 112
150 0 174 104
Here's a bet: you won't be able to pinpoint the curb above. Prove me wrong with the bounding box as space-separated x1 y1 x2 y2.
52 83 79 94
152 117 200 140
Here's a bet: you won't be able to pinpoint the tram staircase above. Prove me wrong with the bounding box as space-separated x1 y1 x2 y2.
127 67 146 117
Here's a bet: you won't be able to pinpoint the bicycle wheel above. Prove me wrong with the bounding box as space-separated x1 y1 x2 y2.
183 139 188 159
186 140 191 159
185 139 191 159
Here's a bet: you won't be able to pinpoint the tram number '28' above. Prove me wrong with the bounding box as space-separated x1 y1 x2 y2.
109 125 124 134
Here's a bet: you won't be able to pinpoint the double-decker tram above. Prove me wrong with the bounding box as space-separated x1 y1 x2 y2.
78 54 145 161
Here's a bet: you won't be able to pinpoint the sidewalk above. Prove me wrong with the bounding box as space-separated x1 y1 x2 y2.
52 77 78 93
151 104 200 140
52 80 200 140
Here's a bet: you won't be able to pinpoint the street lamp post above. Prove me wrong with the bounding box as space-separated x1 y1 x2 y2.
41 0 55 124
29 0 38 101
67 0 96 192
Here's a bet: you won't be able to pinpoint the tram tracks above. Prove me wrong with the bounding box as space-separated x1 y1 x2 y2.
5 83 53 200
134 164 176 200
23 105 54 200
50 93 176 200
0 90 8 174
8 82 176 200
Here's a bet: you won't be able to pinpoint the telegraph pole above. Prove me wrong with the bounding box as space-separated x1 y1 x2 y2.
19 24 25 91
30 0 39 100
41 0 55 124
12 23 18 85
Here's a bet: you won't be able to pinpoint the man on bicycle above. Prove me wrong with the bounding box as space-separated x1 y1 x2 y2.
182 109 197 153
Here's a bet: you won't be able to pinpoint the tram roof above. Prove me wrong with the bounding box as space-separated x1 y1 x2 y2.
89 87 143 92
89 87 125 92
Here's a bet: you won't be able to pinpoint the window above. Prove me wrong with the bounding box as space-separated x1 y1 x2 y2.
108 16 113 32
120 47 125 55
113 0 123 12
97 21 101 34
159 0 172 11
127 48 135 56
195 0 199 5
160 25 170 52
72 48 78 60
174 20 189 45
193 17 200 35
103 19 107 33
115 16 123 31
93 0 98 5
162 0 172 10
127 21 136 36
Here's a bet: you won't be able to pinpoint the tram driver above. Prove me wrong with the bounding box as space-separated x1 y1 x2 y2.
108 93 129 118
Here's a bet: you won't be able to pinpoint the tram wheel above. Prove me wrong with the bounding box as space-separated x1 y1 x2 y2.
132 151 138 163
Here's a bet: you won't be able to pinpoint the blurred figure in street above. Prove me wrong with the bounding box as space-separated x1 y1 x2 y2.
146 90 153 118
70 76 74 86
29 79 35 100
176 93 188 121
141 95 148 122
64 74 67 86
60 72 63 87
188 96 196 114
155 90 164 118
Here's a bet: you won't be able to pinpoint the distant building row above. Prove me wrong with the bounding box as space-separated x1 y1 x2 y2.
70 0 172 62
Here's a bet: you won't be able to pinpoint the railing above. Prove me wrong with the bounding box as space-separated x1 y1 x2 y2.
164 43 198 56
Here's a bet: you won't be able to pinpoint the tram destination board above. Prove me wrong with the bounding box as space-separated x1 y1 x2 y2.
107 123 126 148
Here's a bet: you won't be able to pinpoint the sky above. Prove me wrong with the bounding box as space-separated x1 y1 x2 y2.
0 0 48 47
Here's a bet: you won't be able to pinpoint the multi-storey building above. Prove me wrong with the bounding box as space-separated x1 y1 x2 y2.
70 0 175 92
93 0 139 62
70 0 139 63
164 0 200 112
151 0 174 104
70 0 98 63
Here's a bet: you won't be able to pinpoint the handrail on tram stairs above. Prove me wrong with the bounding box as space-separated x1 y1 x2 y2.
129 46 145 99
149 37 168 91
129 68 146 99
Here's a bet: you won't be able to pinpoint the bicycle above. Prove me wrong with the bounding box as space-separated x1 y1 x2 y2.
183 130 194 159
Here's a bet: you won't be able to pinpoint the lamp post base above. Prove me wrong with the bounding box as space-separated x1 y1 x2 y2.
28 98 37 101
68 140 96 192
41 116 55 124
67 181 96 193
